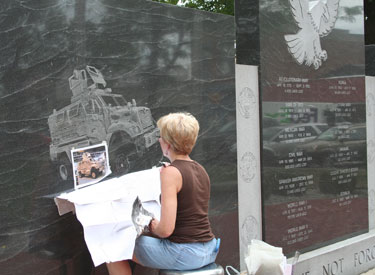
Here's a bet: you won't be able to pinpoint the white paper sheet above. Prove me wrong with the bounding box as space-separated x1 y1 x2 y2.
59 167 161 205
245 240 285 275
57 168 162 266
75 200 134 226
83 222 137 266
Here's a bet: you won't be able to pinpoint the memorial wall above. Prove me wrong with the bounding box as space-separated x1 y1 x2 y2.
236 0 368 259
0 1 238 273
366 45 375 76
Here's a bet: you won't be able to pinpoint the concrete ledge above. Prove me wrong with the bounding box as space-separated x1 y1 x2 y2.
361 269 375 275
291 230 375 275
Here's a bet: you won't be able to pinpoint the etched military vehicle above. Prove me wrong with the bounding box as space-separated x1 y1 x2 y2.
48 66 160 180
77 152 105 179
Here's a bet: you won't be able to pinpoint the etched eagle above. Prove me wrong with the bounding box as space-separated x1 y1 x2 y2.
284 0 340 70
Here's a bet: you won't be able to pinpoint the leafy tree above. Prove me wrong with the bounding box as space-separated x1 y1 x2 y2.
153 0 234 16
153 0 180 4
153 0 373 44
179 0 234 16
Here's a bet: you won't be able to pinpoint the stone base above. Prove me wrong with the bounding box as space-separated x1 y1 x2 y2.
292 230 375 275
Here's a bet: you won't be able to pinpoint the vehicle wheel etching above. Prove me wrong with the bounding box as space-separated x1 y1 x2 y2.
113 151 130 174
109 133 136 175
57 155 72 181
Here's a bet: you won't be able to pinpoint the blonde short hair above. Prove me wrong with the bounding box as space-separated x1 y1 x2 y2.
157 112 200 155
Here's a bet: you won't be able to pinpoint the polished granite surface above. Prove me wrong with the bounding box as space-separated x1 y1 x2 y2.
366 45 375 76
236 0 368 256
0 1 237 273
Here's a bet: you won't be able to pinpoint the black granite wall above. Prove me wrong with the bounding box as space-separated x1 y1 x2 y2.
236 0 368 256
0 1 238 273
366 45 375 76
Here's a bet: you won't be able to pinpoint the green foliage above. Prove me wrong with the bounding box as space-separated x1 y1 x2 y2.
153 0 373 44
180 0 234 16
152 0 234 16
152 0 180 4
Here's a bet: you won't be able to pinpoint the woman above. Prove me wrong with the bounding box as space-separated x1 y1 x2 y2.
107 112 218 275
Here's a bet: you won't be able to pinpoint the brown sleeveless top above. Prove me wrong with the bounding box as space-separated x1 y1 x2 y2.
168 160 215 243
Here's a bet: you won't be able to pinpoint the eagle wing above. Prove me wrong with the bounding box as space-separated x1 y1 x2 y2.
289 0 310 29
319 0 340 37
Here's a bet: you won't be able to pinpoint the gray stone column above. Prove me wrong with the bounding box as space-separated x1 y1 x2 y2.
236 64 262 270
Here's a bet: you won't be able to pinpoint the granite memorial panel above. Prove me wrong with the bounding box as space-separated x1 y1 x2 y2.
236 0 368 256
366 45 375 76
0 0 237 273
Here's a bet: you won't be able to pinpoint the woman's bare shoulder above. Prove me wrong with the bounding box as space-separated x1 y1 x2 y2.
160 165 182 192
160 165 181 179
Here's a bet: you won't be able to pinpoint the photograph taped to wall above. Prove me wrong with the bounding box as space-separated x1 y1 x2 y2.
71 142 111 189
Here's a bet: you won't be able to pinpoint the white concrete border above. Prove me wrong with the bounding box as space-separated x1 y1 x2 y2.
366 76 375 231
292 230 375 275
235 64 262 270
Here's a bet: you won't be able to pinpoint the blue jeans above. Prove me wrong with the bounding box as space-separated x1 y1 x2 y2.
134 236 219 270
